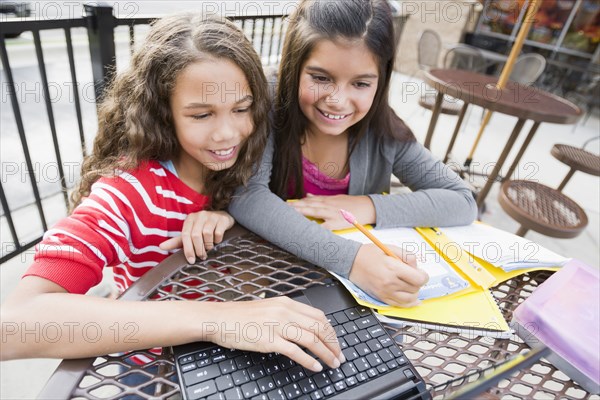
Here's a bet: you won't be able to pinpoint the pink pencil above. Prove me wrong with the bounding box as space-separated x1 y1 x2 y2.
340 209 400 260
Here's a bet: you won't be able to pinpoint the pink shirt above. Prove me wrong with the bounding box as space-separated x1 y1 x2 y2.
288 156 350 197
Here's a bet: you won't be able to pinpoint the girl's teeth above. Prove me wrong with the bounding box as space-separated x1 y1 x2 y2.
323 112 347 120
212 148 234 156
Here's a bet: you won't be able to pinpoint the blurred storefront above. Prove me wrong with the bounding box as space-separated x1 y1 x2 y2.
467 0 599 95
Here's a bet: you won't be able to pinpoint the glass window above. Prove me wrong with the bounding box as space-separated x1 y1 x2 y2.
562 0 600 54
527 0 576 45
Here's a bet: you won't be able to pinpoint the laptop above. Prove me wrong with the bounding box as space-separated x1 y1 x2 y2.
173 282 431 400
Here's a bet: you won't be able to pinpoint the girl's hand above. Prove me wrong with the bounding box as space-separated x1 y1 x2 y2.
290 194 376 230
160 211 235 263
349 244 429 307
207 297 345 372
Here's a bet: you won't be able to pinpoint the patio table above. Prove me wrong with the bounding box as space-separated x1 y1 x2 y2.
423 68 581 207
38 226 593 399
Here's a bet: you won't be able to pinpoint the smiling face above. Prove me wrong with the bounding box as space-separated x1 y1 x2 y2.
170 58 254 180
298 38 379 138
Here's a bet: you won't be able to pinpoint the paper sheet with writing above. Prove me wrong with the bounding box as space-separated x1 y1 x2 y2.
441 223 570 271
338 228 470 301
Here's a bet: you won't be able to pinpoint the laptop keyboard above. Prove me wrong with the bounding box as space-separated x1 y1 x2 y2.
177 305 416 400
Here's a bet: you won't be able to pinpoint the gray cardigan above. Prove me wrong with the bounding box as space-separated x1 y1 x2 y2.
229 131 477 277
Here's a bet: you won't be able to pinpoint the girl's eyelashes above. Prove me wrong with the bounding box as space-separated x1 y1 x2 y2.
354 81 372 88
310 74 331 83
191 113 210 120
234 107 250 113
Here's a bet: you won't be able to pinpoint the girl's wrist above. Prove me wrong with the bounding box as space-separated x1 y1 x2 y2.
356 195 376 225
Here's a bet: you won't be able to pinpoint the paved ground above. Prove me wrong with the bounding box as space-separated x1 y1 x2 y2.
1 71 598 399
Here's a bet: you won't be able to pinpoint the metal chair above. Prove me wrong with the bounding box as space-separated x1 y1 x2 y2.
417 29 442 72
509 53 546 86
419 44 486 117
443 44 487 73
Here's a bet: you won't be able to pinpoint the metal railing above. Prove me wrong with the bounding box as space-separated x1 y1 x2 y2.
0 4 288 263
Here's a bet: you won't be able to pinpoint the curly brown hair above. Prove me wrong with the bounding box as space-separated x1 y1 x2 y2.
70 14 269 211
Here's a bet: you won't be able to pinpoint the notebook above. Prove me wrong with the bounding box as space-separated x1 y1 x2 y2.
173 282 431 400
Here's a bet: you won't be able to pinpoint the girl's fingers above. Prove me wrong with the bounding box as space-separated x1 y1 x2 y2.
273 339 323 372
180 217 198 263
159 236 182 250
286 327 341 370
213 218 230 245
201 218 218 251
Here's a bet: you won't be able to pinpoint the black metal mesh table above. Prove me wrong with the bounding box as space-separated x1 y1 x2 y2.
39 229 596 399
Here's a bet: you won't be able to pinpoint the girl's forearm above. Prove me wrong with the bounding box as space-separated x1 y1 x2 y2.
1 293 212 360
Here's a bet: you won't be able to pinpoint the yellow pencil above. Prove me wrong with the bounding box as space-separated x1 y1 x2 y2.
340 209 400 260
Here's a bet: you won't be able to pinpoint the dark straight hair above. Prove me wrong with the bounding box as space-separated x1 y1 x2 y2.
270 0 415 199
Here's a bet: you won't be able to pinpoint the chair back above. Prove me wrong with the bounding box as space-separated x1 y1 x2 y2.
509 53 546 85
443 45 486 73
417 29 442 71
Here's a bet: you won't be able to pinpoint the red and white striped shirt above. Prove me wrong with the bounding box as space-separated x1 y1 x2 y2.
25 161 210 294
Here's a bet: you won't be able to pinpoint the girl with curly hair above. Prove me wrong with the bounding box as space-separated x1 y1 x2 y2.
1 14 343 371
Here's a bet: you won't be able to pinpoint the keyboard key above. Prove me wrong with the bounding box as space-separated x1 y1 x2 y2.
354 357 370 372
215 374 234 391
404 368 415 379
258 376 276 393
288 366 307 382
252 353 268 365
326 368 344 383
389 346 403 358
312 372 331 388
183 365 220 386
195 350 211 360
311 389 325 399
333 311 349 324
377 364 389 374
322 385 335 396
344 308 360 320
356 372 368 382
219 359 237 374
342 347 359 361
264 360 281 374
251 395 269 400
279 357 295 370
341 362 358 377
179 355 194 364
298 377 317 394
266 388 286 400
367 368 378 378
232 369 249 385
181 362 196 373
377 348 394 363
366 353 383 367
356 307 371 317
367 325 386 338
366 339 383 352
234 355 253 369
334 325 347 337
387 360 399 370
355 330 372 342
224 387 244 400
187 379 217 399
334 380 347 392
343 321 359 334
378 336 393 347
339 337 348 349
355 343 371 356
344 333 361 346
242 381 261 398
212 354 227 363
211 347 223 356
345 376 358 387
283 382 303 399
273 371 291 387
356 316 377 329
197 358 211 368
248 365 266 380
